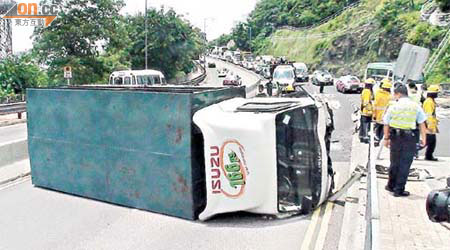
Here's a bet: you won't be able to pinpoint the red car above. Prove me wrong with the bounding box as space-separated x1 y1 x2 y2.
223 73 242 86
335 75 364 93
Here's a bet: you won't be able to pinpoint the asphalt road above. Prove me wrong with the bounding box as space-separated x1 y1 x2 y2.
0 123 27 145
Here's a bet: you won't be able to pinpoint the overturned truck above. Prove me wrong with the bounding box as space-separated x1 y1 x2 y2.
26 86 334 221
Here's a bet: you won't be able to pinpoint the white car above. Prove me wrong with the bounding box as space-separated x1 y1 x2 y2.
312 70 333 86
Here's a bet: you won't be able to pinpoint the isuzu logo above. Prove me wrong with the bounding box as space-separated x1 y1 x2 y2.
209 140 247 198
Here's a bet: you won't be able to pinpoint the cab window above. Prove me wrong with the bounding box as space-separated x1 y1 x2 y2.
124 76 131 85
114 77 123 85
153 75 161 84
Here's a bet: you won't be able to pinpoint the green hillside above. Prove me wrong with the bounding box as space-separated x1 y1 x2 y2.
261 0 449 83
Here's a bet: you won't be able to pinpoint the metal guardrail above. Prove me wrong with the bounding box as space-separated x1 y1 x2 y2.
0 94 25 104
177 61 207 86
365 123 380 250
0 102 26 118
277 0 361 32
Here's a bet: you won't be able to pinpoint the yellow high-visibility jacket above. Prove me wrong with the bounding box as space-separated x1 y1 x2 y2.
423 97 438 134
360 89 373 116
373 89 391 123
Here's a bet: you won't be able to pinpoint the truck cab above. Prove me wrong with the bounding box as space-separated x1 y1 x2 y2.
194 97 335 220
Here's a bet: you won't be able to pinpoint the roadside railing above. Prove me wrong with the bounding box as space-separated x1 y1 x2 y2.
365 123 380 250
0 94 26 105
0 102 26 119
177 61 207 86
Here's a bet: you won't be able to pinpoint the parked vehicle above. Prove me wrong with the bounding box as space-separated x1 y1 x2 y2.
208 62 216 68
223 72 242 86
335 75 364 93
293 63 309 82
109 70 166 85
312 70 333 86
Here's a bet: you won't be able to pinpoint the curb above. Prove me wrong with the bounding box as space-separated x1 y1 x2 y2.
0 139 28 168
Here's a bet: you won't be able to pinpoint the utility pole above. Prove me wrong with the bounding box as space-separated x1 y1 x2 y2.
248 25 252 52
145 0 148 70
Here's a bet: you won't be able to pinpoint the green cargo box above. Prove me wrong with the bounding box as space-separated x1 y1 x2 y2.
26 86 245 220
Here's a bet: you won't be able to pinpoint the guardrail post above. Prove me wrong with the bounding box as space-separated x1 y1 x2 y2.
365 122 380 250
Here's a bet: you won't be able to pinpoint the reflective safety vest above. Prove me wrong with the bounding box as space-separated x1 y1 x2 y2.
389 99 419 130
423 97 438 134
373 89 391 123
360 89 373 116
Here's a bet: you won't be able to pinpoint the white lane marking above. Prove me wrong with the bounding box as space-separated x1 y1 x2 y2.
300 206 322 250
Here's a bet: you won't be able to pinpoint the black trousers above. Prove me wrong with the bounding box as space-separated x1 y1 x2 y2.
374 123 384 142
425 134 437 159
319 84 324 93
387 131 416 193
359 116 371 141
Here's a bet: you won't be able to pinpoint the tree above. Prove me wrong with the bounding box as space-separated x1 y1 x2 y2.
32 0 129 85
0 54 48 96
125 8 205 79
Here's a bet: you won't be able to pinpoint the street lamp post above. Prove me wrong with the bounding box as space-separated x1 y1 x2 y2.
145 0 148 70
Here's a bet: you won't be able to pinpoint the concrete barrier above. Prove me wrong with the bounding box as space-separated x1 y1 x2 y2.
0 139 28 168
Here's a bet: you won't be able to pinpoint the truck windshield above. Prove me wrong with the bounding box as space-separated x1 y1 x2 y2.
275 105 322 213
274 69 294 79
367 68 389 78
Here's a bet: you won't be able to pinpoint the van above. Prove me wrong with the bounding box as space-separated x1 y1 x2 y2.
293 63 309 82
109 70 166 86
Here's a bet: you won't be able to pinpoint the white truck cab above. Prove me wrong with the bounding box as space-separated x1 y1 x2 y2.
194 97 334 220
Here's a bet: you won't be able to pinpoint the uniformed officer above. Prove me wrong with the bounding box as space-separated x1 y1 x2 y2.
423 85 440 161
383 85 427 197
373 79 392 146
266 80 273 97
359 78 376 143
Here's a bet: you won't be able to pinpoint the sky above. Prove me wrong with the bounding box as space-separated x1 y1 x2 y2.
10 0 258 53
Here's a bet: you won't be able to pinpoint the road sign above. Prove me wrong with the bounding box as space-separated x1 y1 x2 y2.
64 71 72 79
64 66 72 79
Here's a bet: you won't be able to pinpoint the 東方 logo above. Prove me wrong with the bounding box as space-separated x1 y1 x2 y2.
1 2 59 27
209 140 247 198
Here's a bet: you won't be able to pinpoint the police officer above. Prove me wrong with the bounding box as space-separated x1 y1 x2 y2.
373 79 392 146
266 80 273 97
359 78 375 143
423 85 440 161
383 85 427 197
